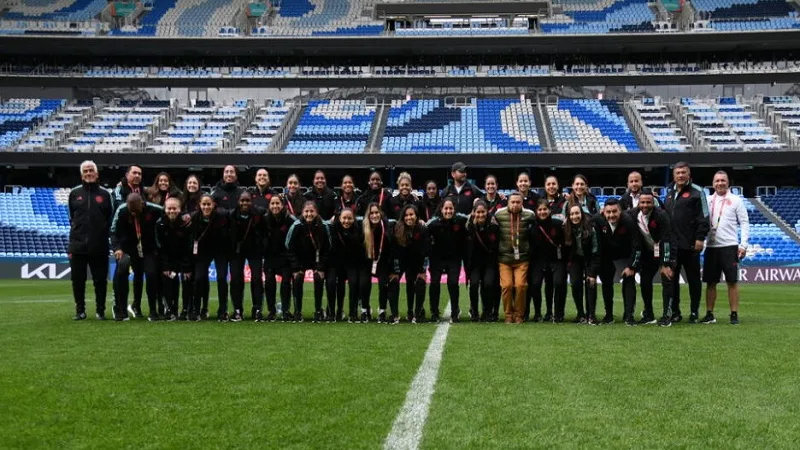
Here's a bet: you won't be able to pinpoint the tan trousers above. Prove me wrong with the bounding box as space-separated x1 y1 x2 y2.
500 262 528 319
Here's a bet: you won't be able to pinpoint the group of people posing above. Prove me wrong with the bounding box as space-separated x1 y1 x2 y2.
67 160 748 327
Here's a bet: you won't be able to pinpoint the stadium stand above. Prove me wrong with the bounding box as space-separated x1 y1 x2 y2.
743 197 800 264
0 98 67 151
693 0 800 31
546 98 640 152
285 99 375 154
762 188 800 235
630 97 690 152
671 97 786 152
147 99 254 153
0 187 70 258
112 0 246 36
541 0 657 34
380 98 543 154
235 100 291 153
759 95 800 151
0 0 106 35
257 0 384 36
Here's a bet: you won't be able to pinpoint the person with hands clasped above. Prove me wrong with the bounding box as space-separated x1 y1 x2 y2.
229 191 266 322
155 197 194 321
426 198 469 323
189 194 232 321
465 201 501 322
563 204 600 325
392 205 430 323
362 202 399 324
286 201 331 323
632 189 677 327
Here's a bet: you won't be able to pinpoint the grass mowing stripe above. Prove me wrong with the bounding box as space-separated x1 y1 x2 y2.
385 305 452 450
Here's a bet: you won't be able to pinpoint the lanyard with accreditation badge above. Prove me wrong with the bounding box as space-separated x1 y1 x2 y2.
134 217 144 258
638 212 660 258
511 212 521 260
538 224 562 260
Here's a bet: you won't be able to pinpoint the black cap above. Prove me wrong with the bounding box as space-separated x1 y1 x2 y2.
451 162 467 172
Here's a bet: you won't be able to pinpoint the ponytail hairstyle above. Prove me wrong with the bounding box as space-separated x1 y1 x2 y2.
362 202 385 259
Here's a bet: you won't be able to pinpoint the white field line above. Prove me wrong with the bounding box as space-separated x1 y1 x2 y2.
384 305 452 450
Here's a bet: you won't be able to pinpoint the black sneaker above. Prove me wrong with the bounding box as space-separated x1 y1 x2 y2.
348 314 358 323
543 312 553 322
294 311 304 323
430 313 440 323
218 311 229 322
531 313 543 323
266 312 276 322
193 314 202 322
390 315 400 325
450 315 461 324
417 309 426 322
336 312 345 323
730 312 739 325
573 315 586 324
313 310 324 323
95 312 106 321
638 315 657 325
126 304 137 319
700 312 716 324
283 312 293 323
671 312 683 323
230 310 242 322
178 310 188 321
361 312 369 323
377 312 386 324
113 309 129 321
166 313 177 322
201 308 209 320
625 318 637 327
253 310 263 323
688 312 699 324
658 315 672 327
73 311 87 321
406 313 414 323
148 313 159 322
601 314 614 325
586 315 598 326
553 316 565 324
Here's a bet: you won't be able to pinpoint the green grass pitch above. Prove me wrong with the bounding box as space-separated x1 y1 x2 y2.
1 281 799 449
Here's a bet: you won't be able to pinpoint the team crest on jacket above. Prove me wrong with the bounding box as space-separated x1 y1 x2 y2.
550 228 557 237
145 213 153 221
76 196 83 201
465 191 472 197
682 192 690 198
280 225 288 233
95 195 104 203
452 224 461 232
223 196 229 201
649 220 657 229
394 205 401 211
618 226 626 234
489 234 497 242
414 232 421 240
266 193 272 200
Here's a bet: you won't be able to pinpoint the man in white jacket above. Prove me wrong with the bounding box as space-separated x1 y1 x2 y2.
701 171 749 325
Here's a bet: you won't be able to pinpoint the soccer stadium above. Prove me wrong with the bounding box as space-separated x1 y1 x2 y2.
1 0 800 448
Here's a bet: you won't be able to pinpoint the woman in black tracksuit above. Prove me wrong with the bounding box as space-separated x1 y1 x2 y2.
326 208 370 322
362 202 398 324
466 200 501 322
357 171 394 217
419 180 441 222
541 175 567 323
264 195 295 322
529 199 568 323
481 175 506 216
190 194 231 321
182 174 203 215
427 197 468 323
283 173 306 219
392 204 429 323
389 171 419 220
229 191 266 322
285 201 331 323
155 197 194 321
564 203 600 324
